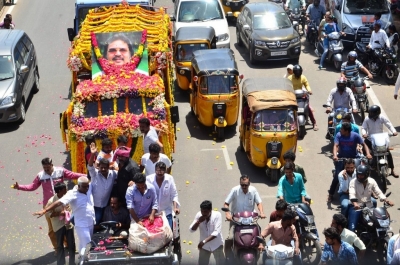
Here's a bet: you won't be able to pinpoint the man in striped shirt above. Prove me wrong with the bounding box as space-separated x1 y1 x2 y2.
340 51 373 80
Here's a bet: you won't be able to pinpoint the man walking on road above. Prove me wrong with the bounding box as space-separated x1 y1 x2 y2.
12 157 85 252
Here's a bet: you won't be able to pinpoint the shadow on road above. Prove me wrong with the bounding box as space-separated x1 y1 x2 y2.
10 252 55 265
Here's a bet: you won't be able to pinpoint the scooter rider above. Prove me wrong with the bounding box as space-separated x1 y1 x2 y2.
348 165 394 232
285 0 306 11
361 105 399 178
325 77 358 139
224 175 266 238
340 51 373 81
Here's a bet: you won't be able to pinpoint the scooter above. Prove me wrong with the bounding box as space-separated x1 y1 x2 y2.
348 75 369 121
314 32 344 71
295 90 310 139
370 132 392 193
221 208 260 265
352 192 394 265
322 104 355 142
256 236 294 265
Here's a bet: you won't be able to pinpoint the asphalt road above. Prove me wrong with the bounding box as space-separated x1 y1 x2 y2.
0 0 399 264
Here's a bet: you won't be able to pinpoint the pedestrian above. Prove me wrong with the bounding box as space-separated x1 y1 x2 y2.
140 143 172 176
320 227 358 265
33 176 95 253
12 157 85 252
87 142 118 230
139 117 163 154
112 146 140 206
0 17 13 29
189 200 225 265
0 14 14 28
46 182 75 265
146 162 180 229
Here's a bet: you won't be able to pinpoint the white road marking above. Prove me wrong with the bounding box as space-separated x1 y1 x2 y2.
2 0 18 15
365 80 389 119
200 148 233 170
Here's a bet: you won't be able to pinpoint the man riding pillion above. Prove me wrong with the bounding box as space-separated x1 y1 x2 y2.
362 105 399 178
341 51 373 81
224 175 266 237
325 77 358 140
348 165 394 232
288 65 318 130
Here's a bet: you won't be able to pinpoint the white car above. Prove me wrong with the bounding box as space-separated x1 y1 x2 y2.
172 0 230 48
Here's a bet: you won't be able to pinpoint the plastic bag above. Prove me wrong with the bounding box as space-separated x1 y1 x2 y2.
128 212 173 254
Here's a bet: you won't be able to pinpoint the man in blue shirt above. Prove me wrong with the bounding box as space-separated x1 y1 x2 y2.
327 122 371 203
319 15 341 69
320 227 358 265
334 113 360 136
306 0 325 41
388 232 400 264
126 173 158 226
277 162 308 204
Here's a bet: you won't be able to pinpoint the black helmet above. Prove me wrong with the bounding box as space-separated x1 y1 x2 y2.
336 77 347 92
368 105 381 120
356 165 369 183
293 65 302 78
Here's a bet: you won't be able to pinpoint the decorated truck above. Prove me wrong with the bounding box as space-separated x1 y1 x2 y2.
61 3 179 174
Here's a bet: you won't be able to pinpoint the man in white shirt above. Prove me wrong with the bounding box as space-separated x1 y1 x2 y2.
331 213 366 260
141 143 172 176
146 161 180 229
224 175 266 238
87 142 118 228
139 117 163 154
189 200 225 265
362 105 398 177
34 176 96 252
367 22 390 50
337 159 356 217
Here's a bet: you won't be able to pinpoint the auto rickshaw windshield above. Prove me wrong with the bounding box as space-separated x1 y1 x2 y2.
176 43 208 62
252 109 296 132
200 75 237 94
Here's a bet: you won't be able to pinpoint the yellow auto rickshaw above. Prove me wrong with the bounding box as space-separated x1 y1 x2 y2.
190 48 243 139
220 0 248 20
174 26 217 91
239 77 298 182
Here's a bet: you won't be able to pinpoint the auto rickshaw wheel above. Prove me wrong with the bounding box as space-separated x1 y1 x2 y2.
217 127 224 139
239 137 244 151
270 169 279 183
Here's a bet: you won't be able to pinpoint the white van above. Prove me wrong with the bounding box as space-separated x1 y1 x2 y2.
171 0 230 49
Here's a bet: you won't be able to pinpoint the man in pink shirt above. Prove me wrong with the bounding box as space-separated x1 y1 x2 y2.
12 157 85 252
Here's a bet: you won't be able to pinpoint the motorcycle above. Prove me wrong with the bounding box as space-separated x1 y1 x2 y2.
322 105 354 142
295 90 310 139
370 132 392 193
256 236 295 265
221 208 261 265
314 32 344 71
348 75 369 121
355 42 399 85
352 192 394 265
306 20 319 48
288 202 322 265
287 8 306 36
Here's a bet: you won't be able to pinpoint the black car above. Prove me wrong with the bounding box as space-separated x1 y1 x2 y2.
236 2 301 64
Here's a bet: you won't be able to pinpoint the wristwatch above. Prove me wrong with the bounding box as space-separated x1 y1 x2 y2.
202 240 206 244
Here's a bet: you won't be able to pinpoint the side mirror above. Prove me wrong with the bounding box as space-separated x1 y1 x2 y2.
256 236 266 245
170 15 176 22
322 104 329 108
67 28 75 42
19 65 29 74
170 106 180 124
243 24 250 30
221 207 230 212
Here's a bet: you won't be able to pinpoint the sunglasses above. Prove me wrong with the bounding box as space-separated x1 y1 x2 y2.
241 184 250 187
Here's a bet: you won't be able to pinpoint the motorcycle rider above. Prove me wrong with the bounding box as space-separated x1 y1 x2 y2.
325 78 358 139
288 65 318 131
348 164 394 231
367 22 390 51
224 175 266 238
285 0 306 11
277 162 308 204
269 199 288 222
306 0 326 41
361 105 399 178
279 151 307 183
334 113 360 136
340 51 373 80
337 159 357 216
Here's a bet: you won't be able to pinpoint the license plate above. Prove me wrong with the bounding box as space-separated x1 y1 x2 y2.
298 108 304 113
240 229 253 234
377 228 388 232
361 38 370 42
304 226 316 232
271 51 287 56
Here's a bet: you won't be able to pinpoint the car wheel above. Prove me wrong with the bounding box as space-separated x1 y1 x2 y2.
249 43 256 65
18 99 26 124
236 29 243 47
32 69 40 93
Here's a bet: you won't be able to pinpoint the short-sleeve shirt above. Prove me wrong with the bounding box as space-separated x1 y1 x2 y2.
306 4 325 25
334 131 364 158
143 126 159 154
341 60 363 79
335 122 360 136
261 221 298 247
224 185 262 214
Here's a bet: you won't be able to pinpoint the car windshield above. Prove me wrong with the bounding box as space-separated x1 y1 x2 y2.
178 0 223 22
252 109 296 132
176 43 209 61
0 56 14 80
200 75 237 94
253 12 292 30
343 0 389 14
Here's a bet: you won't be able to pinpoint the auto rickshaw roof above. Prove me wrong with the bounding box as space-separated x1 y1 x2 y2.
175 26 216 43
243 78 297 112
191 48 239 75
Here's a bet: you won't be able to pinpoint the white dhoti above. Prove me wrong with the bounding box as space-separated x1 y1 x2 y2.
75 225 94 251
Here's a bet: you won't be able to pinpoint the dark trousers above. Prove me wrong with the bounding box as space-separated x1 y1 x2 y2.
364 138 394 169
55 226 75 265
329 160 344 196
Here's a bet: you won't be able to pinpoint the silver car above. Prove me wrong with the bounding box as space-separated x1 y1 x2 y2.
0 29 39 123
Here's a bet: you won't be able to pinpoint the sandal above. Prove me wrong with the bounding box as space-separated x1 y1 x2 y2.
327 194 332 203
313 124 319 131
390 171 399 178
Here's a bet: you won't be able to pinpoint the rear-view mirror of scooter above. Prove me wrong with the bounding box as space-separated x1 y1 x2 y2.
256 236 266 245
221 207 230 212
322 104 329 108
386 192 391 198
